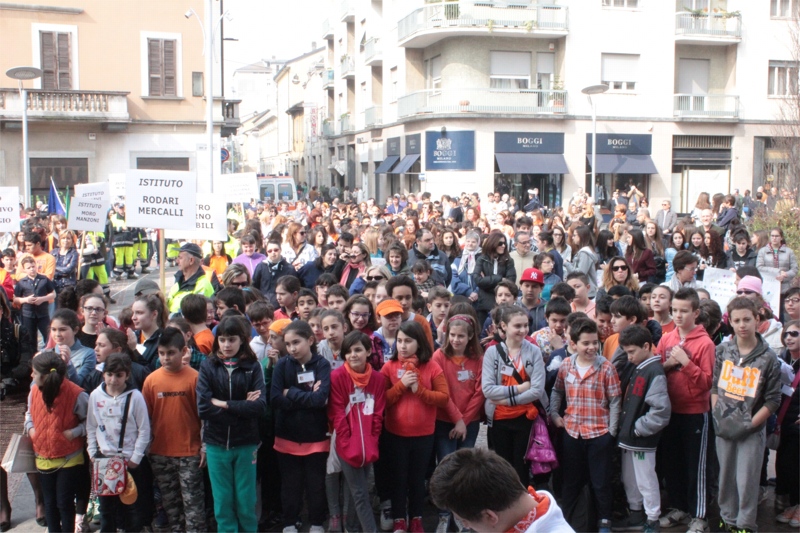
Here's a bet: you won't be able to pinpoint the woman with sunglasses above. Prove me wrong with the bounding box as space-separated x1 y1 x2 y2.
756 227 799 296
348 265 391 297
282 222 318 269
595 256 640 303
473 231 516 326
775 320 800 526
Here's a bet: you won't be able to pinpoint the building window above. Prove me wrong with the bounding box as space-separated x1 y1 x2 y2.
425 55 442 92
136 157 190 171
771 0 797 17
768 60 799 96
148 39 177 96
490 51 531 90
601 53 639 92
30 158 88 199
192 72 204 97
40 32 72 90
603 0 638 7
390 67 398 102
676 0 709 10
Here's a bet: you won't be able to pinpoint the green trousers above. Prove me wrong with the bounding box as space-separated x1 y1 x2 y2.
205 444 258 533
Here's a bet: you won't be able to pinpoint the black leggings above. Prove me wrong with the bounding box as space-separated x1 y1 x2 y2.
384 431 435 520
488 416 533 486
278 451 327 528
39 462 87 533
776 433 800 506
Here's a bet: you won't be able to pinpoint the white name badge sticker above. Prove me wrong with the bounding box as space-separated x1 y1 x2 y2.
297 371 315 384
104 404 121 418
457 370 471 382
363 397 374 415
331 360 344 370
566 373 576 384
136 344 146 355
397 369 405 379
501 365 514 377
384 353 392 364
350 391 366 404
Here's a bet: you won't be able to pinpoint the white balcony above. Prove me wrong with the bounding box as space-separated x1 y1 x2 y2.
673 94 739 119
398 2 568 48
364 38 382 66
339 114 353 134
322 18 333 40
341 0 354 22
323 69 335 90
675 11 742 44
0 89 129 122
364 105 382 127
340 56 355 79
322 120 335 137
397 88 567 118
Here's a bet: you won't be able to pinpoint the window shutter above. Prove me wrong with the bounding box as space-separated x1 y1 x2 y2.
41 32 57 90
490 51 531 77
57 32 71 90
163 40 177 96
148 39 163 96
601 53 640 82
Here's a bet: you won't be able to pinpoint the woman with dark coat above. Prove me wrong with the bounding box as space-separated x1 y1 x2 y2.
297 243 341 289
624 228 657 283
472 231 516 325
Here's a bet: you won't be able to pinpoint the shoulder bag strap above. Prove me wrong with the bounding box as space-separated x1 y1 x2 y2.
117 393 133 454
494 342 525 384
776 369 800 427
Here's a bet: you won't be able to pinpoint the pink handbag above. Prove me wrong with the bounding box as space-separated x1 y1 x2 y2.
525 415 559 476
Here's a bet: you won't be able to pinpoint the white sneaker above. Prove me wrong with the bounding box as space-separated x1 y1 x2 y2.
380 500 393 531
282 527 298 533
759 485 769 504
310 526 326 533
436 515 450 533
777 504 797 524
659 509 690 528
685 517 708 533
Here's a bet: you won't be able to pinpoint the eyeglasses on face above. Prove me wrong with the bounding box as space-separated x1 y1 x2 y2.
230 281 249 287
350 311 370 319
783 330 800 338
785 298 800 305
82 306 105 314
612 265 629 272
365 275 385 281
736 289 756 295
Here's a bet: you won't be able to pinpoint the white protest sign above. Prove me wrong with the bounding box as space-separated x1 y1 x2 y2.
165 193 228 241
67 182 110 232
0 187 21 232
108 173 126 199
700 267 737 309
762 275 781 316
124 170 196 231
215 172 258 203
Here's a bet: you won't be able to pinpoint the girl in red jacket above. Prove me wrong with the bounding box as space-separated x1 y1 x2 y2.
431 313 485 532
380 321 449 533
328 331 387 533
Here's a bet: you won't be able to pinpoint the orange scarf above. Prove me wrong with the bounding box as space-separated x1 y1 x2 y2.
345 361 372 390
450 355 467 366
399 354 420 375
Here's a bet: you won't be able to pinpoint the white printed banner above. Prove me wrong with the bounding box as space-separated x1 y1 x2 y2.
67 182 110 232
165 193 228 241
124 170 196 231
214 172 258 204
0 187 20 232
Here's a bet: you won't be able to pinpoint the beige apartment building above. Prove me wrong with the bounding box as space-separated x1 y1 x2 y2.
0 0 239 204
308 0 797 210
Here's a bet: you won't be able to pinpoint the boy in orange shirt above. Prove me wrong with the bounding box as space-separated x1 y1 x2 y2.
142 328 206 532
180 294 214 355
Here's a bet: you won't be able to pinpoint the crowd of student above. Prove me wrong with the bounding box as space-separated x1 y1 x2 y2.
0 186 798 533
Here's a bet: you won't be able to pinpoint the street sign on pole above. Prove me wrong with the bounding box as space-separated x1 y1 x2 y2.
221 148 230 163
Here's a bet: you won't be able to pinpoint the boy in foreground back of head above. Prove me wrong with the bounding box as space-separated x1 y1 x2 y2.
429 448 572 533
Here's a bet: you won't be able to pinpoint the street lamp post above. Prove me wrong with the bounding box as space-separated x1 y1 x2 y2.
582 84 609 203
185 2 232 193
6 66 43 208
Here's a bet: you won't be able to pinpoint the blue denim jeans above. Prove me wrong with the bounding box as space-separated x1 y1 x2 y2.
434 420 480 517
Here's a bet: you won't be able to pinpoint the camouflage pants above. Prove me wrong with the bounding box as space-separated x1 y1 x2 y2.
149 454 206 532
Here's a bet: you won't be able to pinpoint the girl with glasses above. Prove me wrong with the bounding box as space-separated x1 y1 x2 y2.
77 293 108 350
756 227 799 295
596 257 640 303
552 225 572 263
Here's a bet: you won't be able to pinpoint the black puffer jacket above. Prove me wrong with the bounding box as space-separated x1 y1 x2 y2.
472 255 516 313
270 352 331 444
197 356 266 448
252 259 297 307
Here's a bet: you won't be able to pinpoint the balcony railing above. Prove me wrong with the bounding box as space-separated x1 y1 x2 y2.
364 105 382 127
675 11 742 40
0 89 130 121
340 56 355 78
323 69 335 89
398 2 568 46
340 0 354 21
397 88 567 118
322 121 334 137
339 114 353 134
674 94 739 119
322 18 333 39
364 38 382 65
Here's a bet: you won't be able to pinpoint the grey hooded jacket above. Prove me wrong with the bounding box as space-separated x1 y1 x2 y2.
712 334 782 441
481 339 546 426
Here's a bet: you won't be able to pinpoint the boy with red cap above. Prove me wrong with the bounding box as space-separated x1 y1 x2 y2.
519 268 548 333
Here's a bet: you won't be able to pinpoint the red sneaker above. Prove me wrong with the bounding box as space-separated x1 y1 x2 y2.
409 517 424 532
393 518 407 533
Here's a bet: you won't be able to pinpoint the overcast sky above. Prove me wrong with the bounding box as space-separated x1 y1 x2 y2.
221 0 326 88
